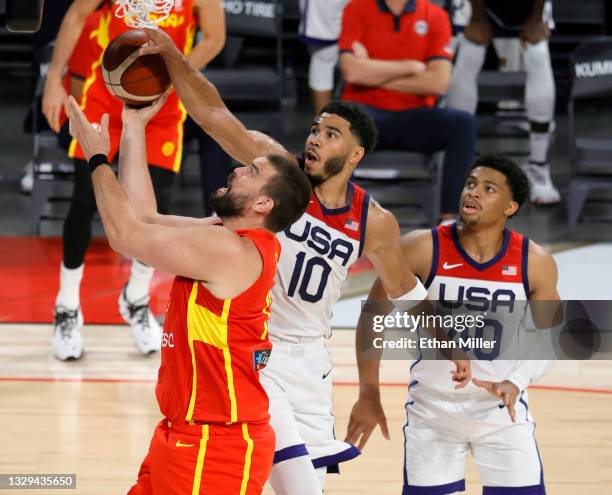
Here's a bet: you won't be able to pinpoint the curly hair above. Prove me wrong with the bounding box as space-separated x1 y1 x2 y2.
319 100 378 154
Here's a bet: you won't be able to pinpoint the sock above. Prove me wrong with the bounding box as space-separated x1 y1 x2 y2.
125 259 154 304
268 456 323 495
55 262 84 310
529 130 551 165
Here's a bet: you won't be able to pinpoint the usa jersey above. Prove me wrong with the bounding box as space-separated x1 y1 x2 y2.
156 229 280 425
412 223 530 396
270 182 369 339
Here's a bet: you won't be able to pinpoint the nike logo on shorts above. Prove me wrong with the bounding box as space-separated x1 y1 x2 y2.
443 262 463 270
322 368 332 380
176 440 195 448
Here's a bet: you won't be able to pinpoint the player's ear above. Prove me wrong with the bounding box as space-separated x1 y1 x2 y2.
504 200 519 218
349 145 365 167
253 194 274 215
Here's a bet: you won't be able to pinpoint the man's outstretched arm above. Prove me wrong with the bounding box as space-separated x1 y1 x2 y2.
139 28 293 165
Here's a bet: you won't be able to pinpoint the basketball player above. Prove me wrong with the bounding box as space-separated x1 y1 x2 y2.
447 0 560 204
138 28 471 495
42 0 226 360
65 93 312 494
298 0 350 114
349 154 559 494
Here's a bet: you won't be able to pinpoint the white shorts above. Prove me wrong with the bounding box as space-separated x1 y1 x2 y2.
403 383 545 495
260 337 360 471
299 0 349 43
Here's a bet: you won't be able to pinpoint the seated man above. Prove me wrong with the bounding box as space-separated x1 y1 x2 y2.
447 0 560 205
338 0 478 221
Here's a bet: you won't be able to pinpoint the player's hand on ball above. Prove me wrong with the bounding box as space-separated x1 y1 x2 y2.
451 359 471 389
66 96 110 161
121 91 169 127
345 390 390 451
139 27 181 60
472 378 520 423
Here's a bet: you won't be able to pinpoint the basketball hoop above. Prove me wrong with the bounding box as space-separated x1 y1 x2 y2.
114 0 175 29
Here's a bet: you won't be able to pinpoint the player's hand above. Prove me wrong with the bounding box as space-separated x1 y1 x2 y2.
139 27 181 60
520 17 550 45
464 15 493 46
345 389 390 451
451 359 471 389
472 378 520 423
121 91 169 127
66 95 110 161
42 73 68 133
352 41 369 59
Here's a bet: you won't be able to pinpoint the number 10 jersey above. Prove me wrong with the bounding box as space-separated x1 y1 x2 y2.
269 182 370 340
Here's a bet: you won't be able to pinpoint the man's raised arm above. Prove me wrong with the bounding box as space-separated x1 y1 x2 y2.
139 28 292 165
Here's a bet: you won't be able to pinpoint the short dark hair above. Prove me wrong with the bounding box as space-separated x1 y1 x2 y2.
469 154 530 210
263 154 313 232
320 100 377 154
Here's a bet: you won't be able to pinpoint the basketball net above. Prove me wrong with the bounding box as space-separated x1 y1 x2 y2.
114 0 175 29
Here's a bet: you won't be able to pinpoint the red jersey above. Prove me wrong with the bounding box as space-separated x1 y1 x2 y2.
156 229 281 425
339 0 453 111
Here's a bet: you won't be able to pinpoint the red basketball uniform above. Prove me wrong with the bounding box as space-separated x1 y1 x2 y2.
69 1 197 171
129 229 281 495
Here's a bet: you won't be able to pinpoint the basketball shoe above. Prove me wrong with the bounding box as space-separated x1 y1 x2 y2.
119 287 162 355
522 162 561 205
52 306 84 360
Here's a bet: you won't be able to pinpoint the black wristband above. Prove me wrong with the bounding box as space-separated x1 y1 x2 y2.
88 154 108 173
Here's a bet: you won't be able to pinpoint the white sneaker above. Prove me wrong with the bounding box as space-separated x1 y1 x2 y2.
118 287 162 355
20 161 34 194
522 162 561 205
52 306 84 361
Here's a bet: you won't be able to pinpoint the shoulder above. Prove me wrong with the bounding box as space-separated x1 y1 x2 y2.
365 200 400 241
400 228 433 279
526 239 558 292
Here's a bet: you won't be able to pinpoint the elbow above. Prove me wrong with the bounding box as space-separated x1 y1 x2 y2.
105 223 132 255
431 74 450 96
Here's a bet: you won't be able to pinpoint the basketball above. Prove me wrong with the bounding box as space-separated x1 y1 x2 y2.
101 29 170 107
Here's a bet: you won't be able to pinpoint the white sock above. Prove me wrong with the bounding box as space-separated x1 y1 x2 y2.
529 131 551 165
55 262 84 311
125 259 154 303
268 456 323 495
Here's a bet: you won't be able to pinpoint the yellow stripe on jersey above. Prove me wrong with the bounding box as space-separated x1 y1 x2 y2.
191 424 209 495
260 292 272 340
239 422 254 495
171 22 196 172
186 282 237 423
68 11 111 158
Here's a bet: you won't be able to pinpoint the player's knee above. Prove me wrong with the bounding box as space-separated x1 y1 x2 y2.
523 41 555 123
309 44 339 92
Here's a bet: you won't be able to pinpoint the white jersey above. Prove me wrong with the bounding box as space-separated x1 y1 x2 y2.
269 181 369 340
412 223 531 397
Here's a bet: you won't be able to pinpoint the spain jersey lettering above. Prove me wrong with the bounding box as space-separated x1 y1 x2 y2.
156 229 280 424
412 223 530 396
270 181 369 339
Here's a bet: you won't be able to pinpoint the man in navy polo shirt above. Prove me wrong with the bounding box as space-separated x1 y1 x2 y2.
339 0 478 222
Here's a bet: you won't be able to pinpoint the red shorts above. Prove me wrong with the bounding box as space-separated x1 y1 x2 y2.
128 420 275 495
69 70 187 172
